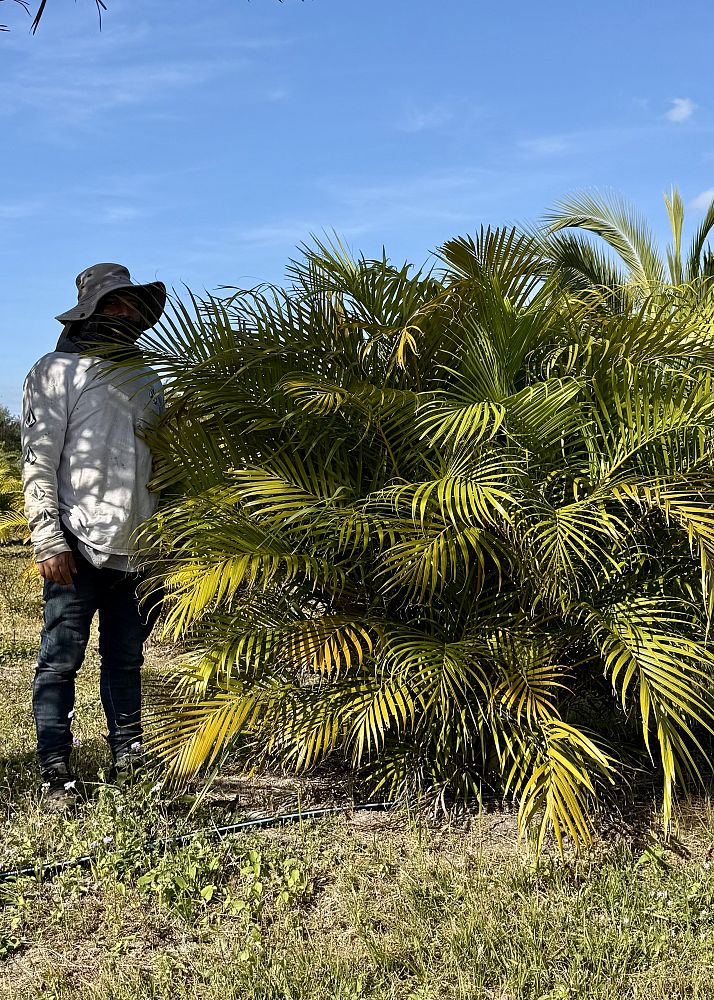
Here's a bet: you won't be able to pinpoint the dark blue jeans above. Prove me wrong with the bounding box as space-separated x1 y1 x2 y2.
32 532 161 770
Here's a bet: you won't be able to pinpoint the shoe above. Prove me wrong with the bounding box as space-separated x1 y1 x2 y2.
110 741 145 783
40 761 79 813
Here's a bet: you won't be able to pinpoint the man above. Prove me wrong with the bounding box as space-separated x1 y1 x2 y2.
21 264 166 811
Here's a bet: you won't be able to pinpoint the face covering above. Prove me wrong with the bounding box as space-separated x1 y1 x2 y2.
55 315 144 357
83 314 142 342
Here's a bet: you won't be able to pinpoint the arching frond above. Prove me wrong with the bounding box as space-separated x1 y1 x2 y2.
545 190 665 293
586 598 714 831
540 230 629 299
492 632 571 727
376 521 503 603
149 682 266 781
505 720 615 853
686 193 714 282
438 226 546 311
517 498 628 606
370 450 515 530
590 369 714 483
416 397 506 449
664 188 685 286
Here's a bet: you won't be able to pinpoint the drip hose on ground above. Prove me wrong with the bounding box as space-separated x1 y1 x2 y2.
0 800 397 884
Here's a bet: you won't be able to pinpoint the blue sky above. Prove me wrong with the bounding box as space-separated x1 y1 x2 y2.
1 0 713 413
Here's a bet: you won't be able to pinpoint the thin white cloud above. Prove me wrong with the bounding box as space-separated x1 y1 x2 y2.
2 59 227 123
691 188 714 212
173 169 510 269
666 98 696 123
0 200 43 219
1 16 292 126
520 136 569 157
399 105 454 133
265 88 290 103
99 205 144 224
194 220 372 256
315 167 524 238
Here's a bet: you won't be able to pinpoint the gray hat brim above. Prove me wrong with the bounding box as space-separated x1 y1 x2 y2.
55 279 166 332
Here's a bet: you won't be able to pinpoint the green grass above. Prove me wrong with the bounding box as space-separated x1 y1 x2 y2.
2 544 714 999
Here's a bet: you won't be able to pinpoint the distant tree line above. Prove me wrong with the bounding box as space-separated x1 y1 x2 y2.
0 406 21 456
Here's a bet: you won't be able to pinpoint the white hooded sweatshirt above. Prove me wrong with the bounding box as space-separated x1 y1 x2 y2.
21 351 164 567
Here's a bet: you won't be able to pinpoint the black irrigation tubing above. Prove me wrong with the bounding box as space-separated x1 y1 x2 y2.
0 800 397 884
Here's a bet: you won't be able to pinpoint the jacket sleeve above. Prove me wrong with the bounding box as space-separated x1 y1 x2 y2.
21 355 73 561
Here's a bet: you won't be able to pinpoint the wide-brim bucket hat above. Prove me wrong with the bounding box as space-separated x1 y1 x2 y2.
55 263 166 332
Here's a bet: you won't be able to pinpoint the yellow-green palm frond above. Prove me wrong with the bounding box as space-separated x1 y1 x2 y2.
229 455 354 525
346 680 417 761
161 520 345 638
279 374 348 416
544 190 666 294
280 373 420 425
516 498 628 607
505 719 616 853
280 617 377 676
589 295 714 366
416 397 506 449
370 449 515 530
584 368 714 488
0 457 27 542
276 695 345 770
586 597 714 831
538 230 630 301
376 521 504 604
148 680 267 781
188 613 377 686
613 480 714 547
379 629 491 711
0 508 28 543
491 632 571 727
613 481 714 618
504 377 585 444
438 226 546 311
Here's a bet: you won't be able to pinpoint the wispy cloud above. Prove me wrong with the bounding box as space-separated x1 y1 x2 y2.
0 200 43 220
519 136 570 157
311 165 549 244
265 87 290 103
691 188 714 212
399 104 454 133
666 97 696 123
325 168 497 227
98 204 144 224
2 58 228 124
171 168 508 275
233 222 338 249
1 17 292 127
186 220 371 260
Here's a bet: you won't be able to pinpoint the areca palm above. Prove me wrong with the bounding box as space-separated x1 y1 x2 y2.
135 228 714 851
543 188 714 305
0 451 27 542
